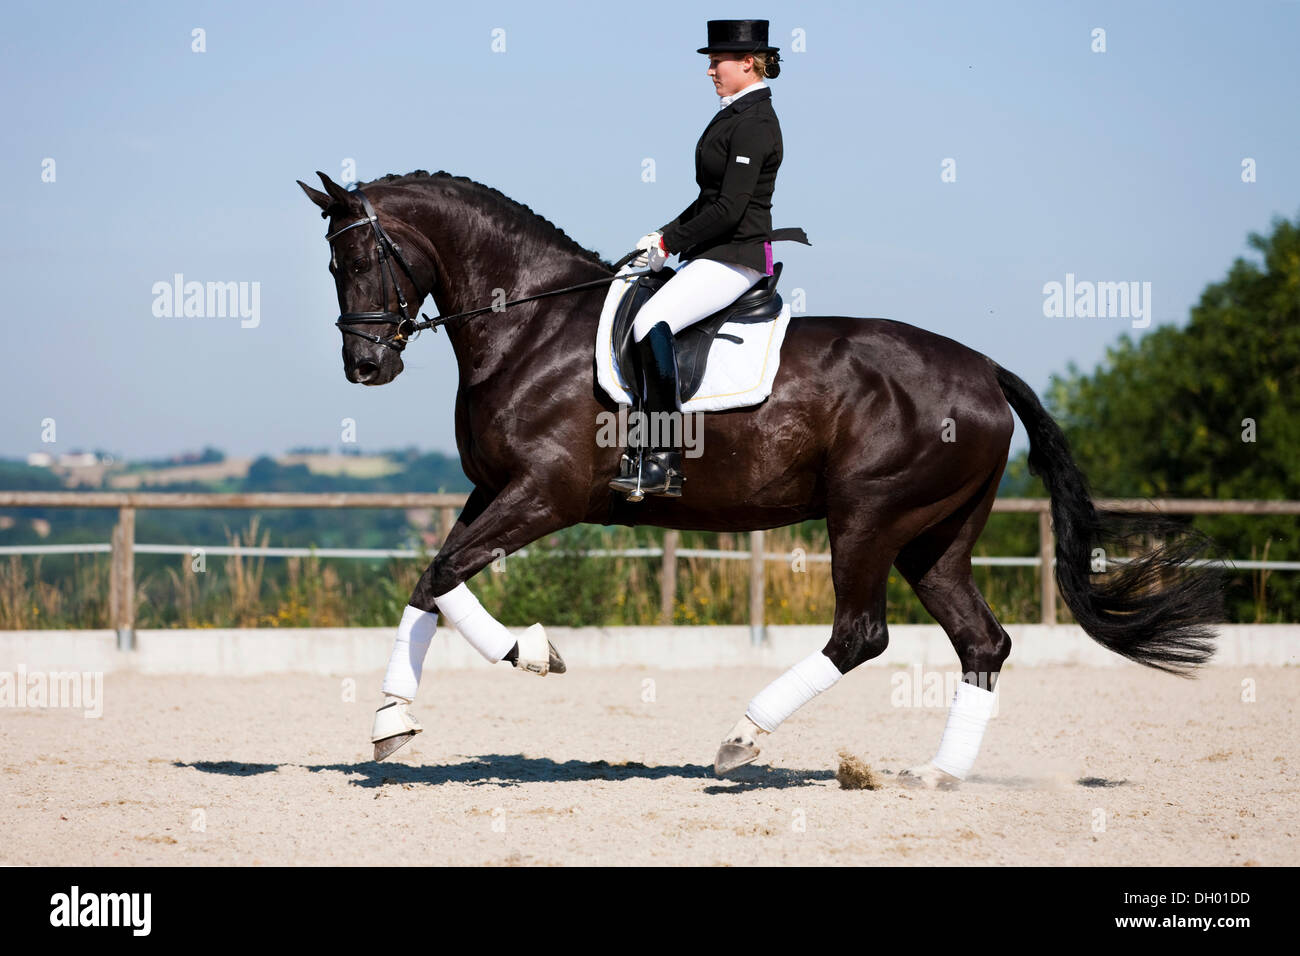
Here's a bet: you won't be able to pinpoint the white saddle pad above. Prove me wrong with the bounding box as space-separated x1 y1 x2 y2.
595 264 791 412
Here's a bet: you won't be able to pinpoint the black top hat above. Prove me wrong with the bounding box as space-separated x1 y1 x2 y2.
697 19 779 55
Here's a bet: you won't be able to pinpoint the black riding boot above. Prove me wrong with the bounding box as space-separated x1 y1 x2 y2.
608 321 684 499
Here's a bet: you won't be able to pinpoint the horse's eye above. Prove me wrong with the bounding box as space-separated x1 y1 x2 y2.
351 257 369 273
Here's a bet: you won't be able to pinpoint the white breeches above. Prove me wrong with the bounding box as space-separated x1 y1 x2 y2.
632 257 765 342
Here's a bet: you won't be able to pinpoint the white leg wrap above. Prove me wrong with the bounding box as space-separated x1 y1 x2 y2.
380 604 438 700
745 650 843 733
434 582 516 663
930 680 998 780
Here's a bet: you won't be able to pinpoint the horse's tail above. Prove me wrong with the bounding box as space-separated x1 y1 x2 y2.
990 360 1224 675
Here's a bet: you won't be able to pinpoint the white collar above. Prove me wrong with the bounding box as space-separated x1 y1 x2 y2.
718 80 767 110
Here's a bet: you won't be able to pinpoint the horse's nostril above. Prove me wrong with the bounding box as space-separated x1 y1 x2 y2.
355 362 379 382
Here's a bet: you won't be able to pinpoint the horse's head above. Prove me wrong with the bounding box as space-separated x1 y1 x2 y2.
298 171 427 386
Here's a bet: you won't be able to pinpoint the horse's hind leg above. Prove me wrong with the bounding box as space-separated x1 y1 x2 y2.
713 507 897 776
893 472 1011 789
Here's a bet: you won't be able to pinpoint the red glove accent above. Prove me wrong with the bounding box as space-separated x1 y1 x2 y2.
658 236 668 253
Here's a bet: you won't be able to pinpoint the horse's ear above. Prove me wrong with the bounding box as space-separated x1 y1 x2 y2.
297 179 332 213
316 171 354 206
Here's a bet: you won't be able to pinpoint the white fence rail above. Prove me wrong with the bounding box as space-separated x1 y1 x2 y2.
1 492 1297 648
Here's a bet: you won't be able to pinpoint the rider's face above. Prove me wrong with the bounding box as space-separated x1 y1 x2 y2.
707 54 754 98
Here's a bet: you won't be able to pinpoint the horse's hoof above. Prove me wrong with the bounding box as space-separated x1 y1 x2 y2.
515 623 565 675
713 716 767 776
371 695 422 761
373 732 417 762
714 741 760 776
898 762 962 791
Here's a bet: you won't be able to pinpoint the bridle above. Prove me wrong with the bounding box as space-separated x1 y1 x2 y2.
325 187 648 354
328 189 424 353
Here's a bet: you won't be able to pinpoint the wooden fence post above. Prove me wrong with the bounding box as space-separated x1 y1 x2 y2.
660 530 678 625
110 506 136 649
750 529 766 645
1039 508 1056 625
439 506 456 548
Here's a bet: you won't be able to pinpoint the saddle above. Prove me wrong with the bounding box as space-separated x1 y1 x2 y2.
611 262 785 401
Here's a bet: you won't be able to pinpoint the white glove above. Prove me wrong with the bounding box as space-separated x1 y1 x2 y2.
633 231 666 270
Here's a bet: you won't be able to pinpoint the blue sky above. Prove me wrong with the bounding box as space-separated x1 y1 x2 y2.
3 0 1297 460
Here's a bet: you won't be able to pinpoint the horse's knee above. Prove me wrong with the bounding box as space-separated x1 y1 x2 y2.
826 614 889 671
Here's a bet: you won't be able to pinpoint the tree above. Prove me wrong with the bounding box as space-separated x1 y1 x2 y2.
1035 213 1300 620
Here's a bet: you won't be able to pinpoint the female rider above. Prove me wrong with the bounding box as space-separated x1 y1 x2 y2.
610 19 808 499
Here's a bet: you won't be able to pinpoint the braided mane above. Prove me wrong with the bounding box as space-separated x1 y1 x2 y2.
359 170 613 270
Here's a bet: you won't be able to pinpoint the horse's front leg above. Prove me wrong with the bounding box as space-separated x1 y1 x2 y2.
371 479 579 760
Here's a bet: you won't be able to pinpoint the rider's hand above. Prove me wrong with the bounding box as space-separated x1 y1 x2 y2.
633 231 665 269
647 237 668 272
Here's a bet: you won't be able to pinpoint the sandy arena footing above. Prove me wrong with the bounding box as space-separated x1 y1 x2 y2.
1 664 1294 866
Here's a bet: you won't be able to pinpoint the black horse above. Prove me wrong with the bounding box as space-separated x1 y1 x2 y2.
298 170 1222 779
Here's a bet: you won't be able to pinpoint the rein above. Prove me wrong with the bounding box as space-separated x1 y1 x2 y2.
328 187 647 353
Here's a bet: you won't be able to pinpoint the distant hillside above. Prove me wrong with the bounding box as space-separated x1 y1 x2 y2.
0 450 471 494
0 450 475 556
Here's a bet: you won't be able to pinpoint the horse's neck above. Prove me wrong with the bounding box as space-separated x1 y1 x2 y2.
411 201 607 380
383 183 608 384
439 274 604 387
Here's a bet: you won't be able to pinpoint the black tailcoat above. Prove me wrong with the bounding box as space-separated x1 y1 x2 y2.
659 85 808 273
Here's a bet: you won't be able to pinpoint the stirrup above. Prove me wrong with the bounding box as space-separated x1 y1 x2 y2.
608 448 648 501
608 452 650 504
609 449 683 501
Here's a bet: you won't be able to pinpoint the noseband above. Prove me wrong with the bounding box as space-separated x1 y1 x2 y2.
328 189 423 353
